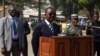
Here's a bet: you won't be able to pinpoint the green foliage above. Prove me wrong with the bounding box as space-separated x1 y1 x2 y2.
78 0 88 5
49 0 100 20
4 0 100 20
49 0 60 10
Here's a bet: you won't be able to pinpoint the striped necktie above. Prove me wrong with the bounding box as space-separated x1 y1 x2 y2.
49 24 54 33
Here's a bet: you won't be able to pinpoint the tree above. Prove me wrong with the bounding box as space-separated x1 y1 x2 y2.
49 0 60 10
49 0 79 19
78 0 100 20
4 0 33 16
49 0 100 20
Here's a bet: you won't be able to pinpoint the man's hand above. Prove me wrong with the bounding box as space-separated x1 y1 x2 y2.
1 48 6 55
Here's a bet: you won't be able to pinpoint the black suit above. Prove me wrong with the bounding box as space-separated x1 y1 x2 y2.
31 21 60 56
23 20 30 56
86 21 100 56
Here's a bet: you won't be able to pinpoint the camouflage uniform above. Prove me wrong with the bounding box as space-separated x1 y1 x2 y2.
64 24 82 36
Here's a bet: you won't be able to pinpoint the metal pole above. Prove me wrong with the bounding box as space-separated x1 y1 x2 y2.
38 0 41 22
72 3 75 14
3 0 5 17
72 0 75 14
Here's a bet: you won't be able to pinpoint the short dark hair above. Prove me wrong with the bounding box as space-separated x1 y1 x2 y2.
45 7 55 13
8 7 16 13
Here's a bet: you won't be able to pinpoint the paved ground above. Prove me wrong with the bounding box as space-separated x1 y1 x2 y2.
27 31 34 56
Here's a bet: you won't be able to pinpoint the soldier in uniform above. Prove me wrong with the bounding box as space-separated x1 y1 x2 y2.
63 14 82 36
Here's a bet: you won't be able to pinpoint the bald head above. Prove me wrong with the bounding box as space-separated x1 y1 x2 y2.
45 7 56 22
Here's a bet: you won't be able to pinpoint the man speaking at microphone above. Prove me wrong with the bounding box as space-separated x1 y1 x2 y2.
31 7 60 56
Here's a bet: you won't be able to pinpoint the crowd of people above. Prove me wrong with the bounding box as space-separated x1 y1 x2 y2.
0 5 100 56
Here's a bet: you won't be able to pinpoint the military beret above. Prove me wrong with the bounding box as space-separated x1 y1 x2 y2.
71 14 78 20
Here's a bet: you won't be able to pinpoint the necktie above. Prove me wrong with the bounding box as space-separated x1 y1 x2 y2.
49 24 54 33
13 19 17 35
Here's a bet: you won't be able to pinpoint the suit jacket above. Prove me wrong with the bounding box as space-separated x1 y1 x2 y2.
23 19 30 37
0 15 24 51
86 21 100 42
31 21 60 56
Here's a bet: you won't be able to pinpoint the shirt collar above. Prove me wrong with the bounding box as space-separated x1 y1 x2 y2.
45 19 51 26
8 15 16 19
8 15 13 19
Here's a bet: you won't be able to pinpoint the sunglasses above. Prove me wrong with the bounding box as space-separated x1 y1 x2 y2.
49 13 56 16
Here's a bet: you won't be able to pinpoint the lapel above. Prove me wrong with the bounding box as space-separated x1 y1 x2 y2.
15 18 20 33
43 21 54 34
5 16 13 30
3 16 13 40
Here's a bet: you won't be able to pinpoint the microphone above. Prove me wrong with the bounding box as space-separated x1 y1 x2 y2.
77 24 100 29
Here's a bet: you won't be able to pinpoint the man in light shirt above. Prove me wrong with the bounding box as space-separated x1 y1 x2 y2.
0 7 24 56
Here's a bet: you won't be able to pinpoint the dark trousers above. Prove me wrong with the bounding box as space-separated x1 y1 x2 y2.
94 41 100 56
4 40 21 56
32 42 39 56
22 37 28 56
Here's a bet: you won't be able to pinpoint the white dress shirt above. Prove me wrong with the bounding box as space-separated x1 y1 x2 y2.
45 19 54 33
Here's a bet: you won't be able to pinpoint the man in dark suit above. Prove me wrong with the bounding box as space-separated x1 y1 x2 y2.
86 11 100 56
23 19 30 56
31 7 60 56
16 11 30 56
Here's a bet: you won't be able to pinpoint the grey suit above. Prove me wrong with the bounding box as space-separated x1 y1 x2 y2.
0 15 24 55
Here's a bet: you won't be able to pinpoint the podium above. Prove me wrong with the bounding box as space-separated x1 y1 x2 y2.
39 36 93 56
